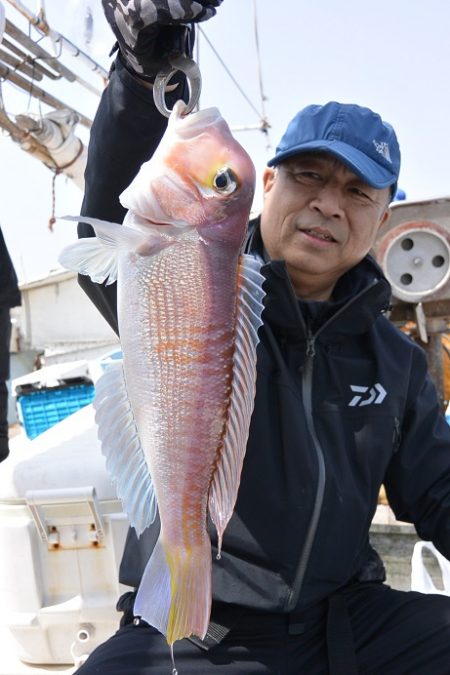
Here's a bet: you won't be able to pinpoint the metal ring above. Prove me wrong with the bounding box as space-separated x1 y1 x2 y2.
153 53 202 118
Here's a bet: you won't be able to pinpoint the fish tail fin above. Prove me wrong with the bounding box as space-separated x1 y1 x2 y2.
134 536 212 645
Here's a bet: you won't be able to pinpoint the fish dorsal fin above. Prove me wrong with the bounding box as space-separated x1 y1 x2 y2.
208 254 265 552
94 362 157 535
58 215 172 285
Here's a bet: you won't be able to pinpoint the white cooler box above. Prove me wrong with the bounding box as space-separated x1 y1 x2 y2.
0 405 131 670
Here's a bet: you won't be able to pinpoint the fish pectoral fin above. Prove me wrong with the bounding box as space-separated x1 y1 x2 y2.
94 361 157 535
59 237 119 285
59 215 172 284
208 254 265 553
134 537 212 645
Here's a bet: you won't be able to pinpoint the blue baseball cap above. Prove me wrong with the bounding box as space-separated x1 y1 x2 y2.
268 102 401 194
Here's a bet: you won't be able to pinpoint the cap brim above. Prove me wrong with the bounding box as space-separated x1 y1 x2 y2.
267 140 397 190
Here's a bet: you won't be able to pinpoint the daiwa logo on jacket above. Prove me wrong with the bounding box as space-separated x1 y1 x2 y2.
348 383 387 407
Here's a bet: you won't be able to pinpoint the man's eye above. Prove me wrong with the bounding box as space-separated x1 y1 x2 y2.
349 186 370 199
291 170 322 182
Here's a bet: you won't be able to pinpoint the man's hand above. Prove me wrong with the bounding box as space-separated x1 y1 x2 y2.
102 0 223 79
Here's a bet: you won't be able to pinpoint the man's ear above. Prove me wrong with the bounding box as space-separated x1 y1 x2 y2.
262 167 277 196
379 206 391 230
370 207 391 251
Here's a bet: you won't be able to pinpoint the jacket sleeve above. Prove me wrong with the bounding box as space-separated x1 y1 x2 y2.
0 227 21 309
78 55 188 334
384 345 450 559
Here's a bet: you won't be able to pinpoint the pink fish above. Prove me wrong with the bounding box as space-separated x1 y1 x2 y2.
59 102 265 646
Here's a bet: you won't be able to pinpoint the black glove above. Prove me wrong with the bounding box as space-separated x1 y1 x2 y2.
102 0 223 79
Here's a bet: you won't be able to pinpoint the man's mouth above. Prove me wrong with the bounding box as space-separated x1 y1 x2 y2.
301 228 336 243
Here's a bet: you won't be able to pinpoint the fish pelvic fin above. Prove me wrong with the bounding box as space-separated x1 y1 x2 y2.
94 361 157 535
208 254 265 553
134 536 212 645
58 215 172 284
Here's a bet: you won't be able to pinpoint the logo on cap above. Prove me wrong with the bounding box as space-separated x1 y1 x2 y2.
372 140 392 164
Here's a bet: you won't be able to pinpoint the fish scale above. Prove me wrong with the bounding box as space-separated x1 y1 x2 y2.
120 236 237 547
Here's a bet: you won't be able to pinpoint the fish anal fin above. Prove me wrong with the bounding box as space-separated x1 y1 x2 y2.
134 536 212 645
208 254 265 551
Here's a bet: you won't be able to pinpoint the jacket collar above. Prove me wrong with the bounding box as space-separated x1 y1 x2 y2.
245 218 392 339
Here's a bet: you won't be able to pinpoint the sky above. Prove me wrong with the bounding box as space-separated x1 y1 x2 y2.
2 0 450 282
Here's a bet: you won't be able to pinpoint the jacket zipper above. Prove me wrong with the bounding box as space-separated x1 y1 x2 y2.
287 331 326 609
286 278 381 610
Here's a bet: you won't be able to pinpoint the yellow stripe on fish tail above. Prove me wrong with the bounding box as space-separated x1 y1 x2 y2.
134 535 212 645
166 540 212 644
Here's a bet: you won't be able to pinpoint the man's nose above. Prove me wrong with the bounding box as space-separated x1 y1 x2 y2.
308 187 344 219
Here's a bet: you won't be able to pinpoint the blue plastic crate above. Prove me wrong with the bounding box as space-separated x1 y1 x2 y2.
16 379 95 440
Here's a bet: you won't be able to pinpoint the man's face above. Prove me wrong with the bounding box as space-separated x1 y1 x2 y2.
259 153 391 300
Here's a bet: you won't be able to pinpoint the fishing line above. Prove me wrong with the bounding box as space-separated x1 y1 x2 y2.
170 644 178 675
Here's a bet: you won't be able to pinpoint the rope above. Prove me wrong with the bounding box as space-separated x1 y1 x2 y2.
47 139 84 230
48 169 58 231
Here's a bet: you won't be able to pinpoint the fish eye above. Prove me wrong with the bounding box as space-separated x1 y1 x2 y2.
212 167 238 195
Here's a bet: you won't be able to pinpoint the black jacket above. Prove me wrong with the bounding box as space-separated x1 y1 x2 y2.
81 57 450 614
0 227 20 309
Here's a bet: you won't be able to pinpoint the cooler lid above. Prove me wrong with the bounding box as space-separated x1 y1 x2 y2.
0 405 118 502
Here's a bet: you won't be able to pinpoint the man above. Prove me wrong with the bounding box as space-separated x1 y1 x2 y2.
0 226 20 462
76 3 450 673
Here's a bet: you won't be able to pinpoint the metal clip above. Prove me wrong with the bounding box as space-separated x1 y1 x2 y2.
153 52 202 118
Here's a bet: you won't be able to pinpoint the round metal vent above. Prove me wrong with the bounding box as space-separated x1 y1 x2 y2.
382 226 450 302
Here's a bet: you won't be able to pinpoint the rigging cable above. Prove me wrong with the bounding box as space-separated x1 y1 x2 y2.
251 0 270 142
195 24 200 112
197 24 264 122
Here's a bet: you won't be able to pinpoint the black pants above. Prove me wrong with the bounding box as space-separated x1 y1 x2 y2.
76 583 450 675
0 307 11 444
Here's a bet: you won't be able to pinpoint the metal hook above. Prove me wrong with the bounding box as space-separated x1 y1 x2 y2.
153 53 202 118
